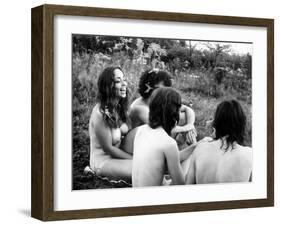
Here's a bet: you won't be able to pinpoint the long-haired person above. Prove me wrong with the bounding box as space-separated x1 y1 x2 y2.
89 66 132 181
186 100 252 184
122 69 197 154
132 87 197 187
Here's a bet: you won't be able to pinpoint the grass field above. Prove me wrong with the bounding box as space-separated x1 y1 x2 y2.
72 52 252 190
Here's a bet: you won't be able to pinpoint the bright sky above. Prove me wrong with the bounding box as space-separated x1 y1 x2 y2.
188 40 252 55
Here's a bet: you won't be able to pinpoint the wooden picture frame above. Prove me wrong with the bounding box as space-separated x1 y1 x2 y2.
31 4 274 221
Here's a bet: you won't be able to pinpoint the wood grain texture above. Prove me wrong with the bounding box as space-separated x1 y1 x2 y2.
43 5 55 220
31 5 44 220
44 4 272 26
31 4 274 221
31 5 55 220
267 19 274 206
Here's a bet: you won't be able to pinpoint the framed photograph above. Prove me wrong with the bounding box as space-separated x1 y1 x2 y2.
31 4 274 221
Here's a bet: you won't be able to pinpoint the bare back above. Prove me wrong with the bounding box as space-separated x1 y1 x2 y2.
132 125 184 187
186 139 252 184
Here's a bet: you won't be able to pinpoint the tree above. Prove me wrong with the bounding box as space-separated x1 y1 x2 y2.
242 53 252 79
204 42 231 68
187 41 197 68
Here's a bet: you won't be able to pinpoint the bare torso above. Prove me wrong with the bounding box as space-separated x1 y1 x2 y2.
132 125 184 187
186 139 252 184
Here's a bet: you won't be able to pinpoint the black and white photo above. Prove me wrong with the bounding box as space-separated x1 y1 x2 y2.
31 4 273 220
72 35 253 190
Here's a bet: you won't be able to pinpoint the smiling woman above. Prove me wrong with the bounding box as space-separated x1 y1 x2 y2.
113 69 128 98
88 66 132 181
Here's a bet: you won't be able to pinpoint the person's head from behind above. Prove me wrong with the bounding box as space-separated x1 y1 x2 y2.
138 69 172 99
97 66 128 127
212 99 246 149
149 87 181 135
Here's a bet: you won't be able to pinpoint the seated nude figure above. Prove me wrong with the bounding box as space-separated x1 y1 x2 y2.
88 66 132 181
121 69 196 154
133 87 193 186
186 100 252 184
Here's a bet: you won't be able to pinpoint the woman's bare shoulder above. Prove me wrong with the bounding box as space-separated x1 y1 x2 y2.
160 133 178 149
181 104 192 110
192 138 217 156
130 97 143 107
130 98 147 110
90 104 103 122
196 138 215 149
129 100 149 122
130 104 147 114
236 145 252 159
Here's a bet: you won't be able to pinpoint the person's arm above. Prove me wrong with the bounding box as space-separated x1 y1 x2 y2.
179 142 197 162
175 105 195 133
163 141 185 185
171 105 197 144
178 104 195 126
93 111 132 159
185 150 196 184
172 123 195 134
179 136 213 162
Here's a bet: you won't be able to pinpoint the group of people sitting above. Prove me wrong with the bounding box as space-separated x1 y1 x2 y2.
88 66 252 187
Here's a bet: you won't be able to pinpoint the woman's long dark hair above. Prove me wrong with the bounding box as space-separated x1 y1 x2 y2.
97 66 128 128
212 99 246 150
149 87 181 135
